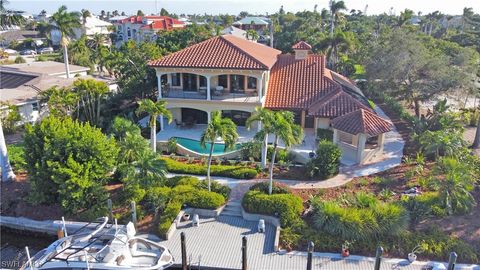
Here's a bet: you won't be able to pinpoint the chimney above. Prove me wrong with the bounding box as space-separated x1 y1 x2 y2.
292 41 312 60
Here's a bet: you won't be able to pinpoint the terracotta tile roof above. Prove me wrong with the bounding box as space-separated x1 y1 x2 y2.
308 89 372 118
331 108 393 136
149 35 281 70
265 54 338 110
292 41 312 50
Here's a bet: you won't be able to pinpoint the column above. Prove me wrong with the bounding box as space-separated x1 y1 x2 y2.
257 74 263 102
313 117 318 136
207 111 212 122
356 133 367 164
332 129 338 144
206 75 211 100
157 73 164 99
300 111 306 128
160 115 164 131
378 133 386 152
167 73 172 85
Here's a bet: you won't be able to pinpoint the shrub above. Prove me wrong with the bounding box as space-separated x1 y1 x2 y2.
241 141 262 161
6 143 26 172
142 186 171 214
14 56 25 63
267 146 290 162
167 137 178 154
196 180 231 199
354 192 378 208
122 184 146 204
316 128 333 141
311 198 408 241
185 190 225 209
249 181 291 194
165 176 200 187
160 157 257 179
24 116 118 214
242 190 303 227
306 140 341 179
158 201 182 236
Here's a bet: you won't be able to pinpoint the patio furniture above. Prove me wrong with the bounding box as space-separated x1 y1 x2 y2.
214 86 224 96
174 119 183 128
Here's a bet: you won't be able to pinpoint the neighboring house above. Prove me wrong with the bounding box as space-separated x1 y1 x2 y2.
220 26 247 39
0 30 47 48
0 67 75 123
5 61 90 78
149 36 393 164
50 16 112 46
113 15 185 45
232 16 271 44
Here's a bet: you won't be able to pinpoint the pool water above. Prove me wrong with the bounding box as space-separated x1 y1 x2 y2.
174 137 242 155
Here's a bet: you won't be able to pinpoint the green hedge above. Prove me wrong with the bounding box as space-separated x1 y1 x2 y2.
249 181 291 194
161 157 258 179
158 201 182 235
165 176 200 187
306 140 341 179
6 143 26 172
186 190 225 209
242 190 303 227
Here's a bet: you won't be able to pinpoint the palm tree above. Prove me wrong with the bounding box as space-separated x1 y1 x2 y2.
50 5 81 79
317 30 355 70
250 109 303 195
200 111 238 191
329 0 347 35
246 107 275 169
136 99 172 152
0 0 25 29
120 149 167 186
245 29 259 41
80 9 91 28
0 120 15 182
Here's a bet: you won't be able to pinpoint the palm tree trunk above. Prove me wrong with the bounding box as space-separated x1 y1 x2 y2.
261 134 268 169
330 15 335 35
207 143 215 192
63 43 71 79
96 95 101 126
473 118 480 149
268 136 279 195
0 121 16 182
414 99 421 118
151 116 157 152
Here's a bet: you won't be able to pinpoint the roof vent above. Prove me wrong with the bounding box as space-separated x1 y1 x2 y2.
292 41 312 60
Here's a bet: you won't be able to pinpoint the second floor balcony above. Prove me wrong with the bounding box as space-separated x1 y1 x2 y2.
158 72 264 103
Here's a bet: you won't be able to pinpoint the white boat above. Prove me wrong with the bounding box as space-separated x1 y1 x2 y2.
20 217 174 270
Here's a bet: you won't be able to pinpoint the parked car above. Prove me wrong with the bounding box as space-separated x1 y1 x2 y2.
3 48 18 55
20 49 36 55
38 47 54 54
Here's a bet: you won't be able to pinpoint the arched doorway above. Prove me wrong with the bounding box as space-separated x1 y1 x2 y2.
181 108 208 124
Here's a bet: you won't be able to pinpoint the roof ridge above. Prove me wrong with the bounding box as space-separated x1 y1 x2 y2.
148 36 221 65
359 109 367 134
220 35 269 70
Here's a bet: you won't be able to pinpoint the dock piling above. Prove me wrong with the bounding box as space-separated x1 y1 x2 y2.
130 201 137 226
181 232 187 270
107 199 113 222
447 252 457 270
242 236 247 270
374 246 383 270
307 241 314 270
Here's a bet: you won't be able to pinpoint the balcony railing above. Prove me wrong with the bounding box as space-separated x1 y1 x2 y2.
161 85 260 102
162 86 207 100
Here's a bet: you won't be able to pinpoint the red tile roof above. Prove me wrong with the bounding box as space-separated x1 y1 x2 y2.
265 54 338 110
149 35 281 70
292 41 312 50
308 89 372 118
121 15 184 28
331 108 393 136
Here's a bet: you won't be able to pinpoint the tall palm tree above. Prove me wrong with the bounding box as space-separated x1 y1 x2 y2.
50 5 81 79
0 0 25 29
81 9 90 27
317 30 355 70
246 107 275 168
329 0 347 35
200 111 238 191
0 120 15 182
136 99 172 152
250 109 303 195
120 149 167 186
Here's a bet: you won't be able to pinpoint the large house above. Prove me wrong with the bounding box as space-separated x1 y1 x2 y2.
51 16 112 46
113 15 185 45
149 35 393 164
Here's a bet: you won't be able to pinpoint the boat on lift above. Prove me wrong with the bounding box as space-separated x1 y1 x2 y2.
20 217 174 270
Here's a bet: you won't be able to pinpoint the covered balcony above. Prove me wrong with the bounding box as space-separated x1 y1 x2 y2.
158 72 264 103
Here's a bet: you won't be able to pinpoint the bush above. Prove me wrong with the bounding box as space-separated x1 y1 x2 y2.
186 190 225 209
158 201 182 236
142 186 171 214
24 116 119 214
196 180 231 199
249 181 291 194
311 198 408 241
165 176 200 187
167 137 178 154
161 157 258 179
242 190 303 227
306 140 341 179
241 141 262 161
14 56 25 63
316 128 333 141
6 143 26 172
267 146 290 163
122 184 146 204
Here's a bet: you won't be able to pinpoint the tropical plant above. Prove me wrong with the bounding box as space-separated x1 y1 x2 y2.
119 149 167 187
428 157 477 215
136 99 172 152
200 111 238 191
306 140 342 179
73 78 109 126
0 0 26 29
328 0 347 35
50 5 81 78
0 102 21 134
39 86 79 118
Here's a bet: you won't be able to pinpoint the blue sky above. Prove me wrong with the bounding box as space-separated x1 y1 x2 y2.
7 0 480 16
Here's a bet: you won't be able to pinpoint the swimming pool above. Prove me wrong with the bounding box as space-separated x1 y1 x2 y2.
174 137 242 156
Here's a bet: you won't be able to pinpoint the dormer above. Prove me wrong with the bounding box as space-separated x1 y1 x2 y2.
292 41 312 60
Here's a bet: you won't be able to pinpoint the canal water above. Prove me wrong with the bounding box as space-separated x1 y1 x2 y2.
0 227 55 269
